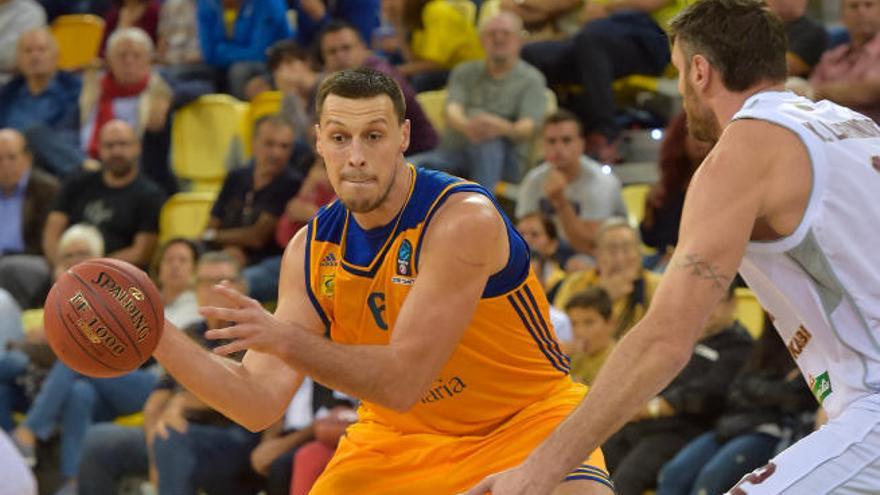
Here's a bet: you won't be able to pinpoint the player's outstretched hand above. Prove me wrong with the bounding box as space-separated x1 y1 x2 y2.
200 283 287 357
459 464 556 495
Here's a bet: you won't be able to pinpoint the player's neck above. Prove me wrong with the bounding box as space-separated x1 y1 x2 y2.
350 161 413 230
715 82 787 128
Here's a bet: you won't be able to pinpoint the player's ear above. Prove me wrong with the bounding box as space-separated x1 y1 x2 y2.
314 124 324 155
691 54 711 91
400 119 411 155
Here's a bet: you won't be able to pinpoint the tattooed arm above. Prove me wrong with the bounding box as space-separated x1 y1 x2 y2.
460 120 798 495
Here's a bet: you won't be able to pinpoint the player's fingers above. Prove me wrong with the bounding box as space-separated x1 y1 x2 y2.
156 421 168 439
199 305 246 323
170 418 189 434
214 282 260 309
204 323 254 341
212 339 249 356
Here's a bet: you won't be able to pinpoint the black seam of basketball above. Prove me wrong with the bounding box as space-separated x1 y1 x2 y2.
69 270 145 362
89 259 163 329
54 286 127 374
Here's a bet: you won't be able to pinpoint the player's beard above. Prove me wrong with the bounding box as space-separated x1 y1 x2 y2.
683 77 722 143
340 168 396 214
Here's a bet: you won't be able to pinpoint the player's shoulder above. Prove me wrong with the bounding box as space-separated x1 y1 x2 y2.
712 118 806 172
427 192 505 244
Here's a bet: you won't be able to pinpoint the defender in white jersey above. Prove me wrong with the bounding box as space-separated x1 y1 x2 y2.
464 1 880 494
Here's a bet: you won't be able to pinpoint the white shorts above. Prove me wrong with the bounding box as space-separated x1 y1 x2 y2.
726 395 880 495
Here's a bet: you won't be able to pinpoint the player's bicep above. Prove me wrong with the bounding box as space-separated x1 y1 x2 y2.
646 124 769 341
390 196 504 375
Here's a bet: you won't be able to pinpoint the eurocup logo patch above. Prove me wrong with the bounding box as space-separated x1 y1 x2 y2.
397 240 413 276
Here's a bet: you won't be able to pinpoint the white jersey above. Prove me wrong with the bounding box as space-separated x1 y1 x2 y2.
733 91 880 420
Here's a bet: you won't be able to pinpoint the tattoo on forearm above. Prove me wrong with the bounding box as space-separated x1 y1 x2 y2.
675 254 731 291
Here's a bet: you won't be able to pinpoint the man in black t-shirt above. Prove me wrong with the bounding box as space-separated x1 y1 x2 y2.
41 120 165 270
201 114 302 267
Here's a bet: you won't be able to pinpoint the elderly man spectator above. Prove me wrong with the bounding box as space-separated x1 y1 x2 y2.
412 12 547 192
0 129 59 308
43 119 165 272
789 0 880 122
0 0 45 85
80 27 172 159
201 115 301 300
0 28 83 176
196 0 292 100
318 20 438 155
516 110 627 256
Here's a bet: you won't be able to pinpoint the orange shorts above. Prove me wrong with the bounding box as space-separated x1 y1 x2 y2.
310 382 610 494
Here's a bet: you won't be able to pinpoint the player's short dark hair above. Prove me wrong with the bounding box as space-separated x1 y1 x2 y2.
565 287 613 321
266 39 311 73
316 67 406 124
670 0 787 91
543 109 584 137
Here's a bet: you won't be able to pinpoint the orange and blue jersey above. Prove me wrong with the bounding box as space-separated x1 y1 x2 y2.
304 165 575 436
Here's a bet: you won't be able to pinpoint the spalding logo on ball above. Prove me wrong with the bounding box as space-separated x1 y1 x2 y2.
44 258 164 378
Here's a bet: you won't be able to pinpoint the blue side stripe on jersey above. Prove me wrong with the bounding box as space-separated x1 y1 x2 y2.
522 285 571 367
571 465 610 478
563 474 614 490
508 293 569 374
514 290 570 373
304 221 331 330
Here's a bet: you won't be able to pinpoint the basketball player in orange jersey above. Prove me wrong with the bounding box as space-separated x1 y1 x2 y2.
152 68 613 494
466 0 880 494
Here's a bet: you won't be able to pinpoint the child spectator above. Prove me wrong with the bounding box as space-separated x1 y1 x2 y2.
565 287 616 386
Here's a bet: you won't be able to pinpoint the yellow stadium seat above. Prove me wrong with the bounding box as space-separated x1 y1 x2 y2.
447 0 477 24
416 89 448 133
159 191 218 243
51 15 105 70
241 90 284 157
171 94 248 192
735 287 765 339
621 183 651 228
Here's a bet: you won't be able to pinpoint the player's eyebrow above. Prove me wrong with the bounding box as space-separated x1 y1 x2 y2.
324 117 389 127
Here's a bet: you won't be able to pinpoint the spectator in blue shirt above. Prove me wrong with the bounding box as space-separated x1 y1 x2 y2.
196 0 292 100
291 0 380 49
0 28 83 176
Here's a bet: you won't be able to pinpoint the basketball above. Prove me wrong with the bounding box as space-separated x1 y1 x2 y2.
44 258 164 378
